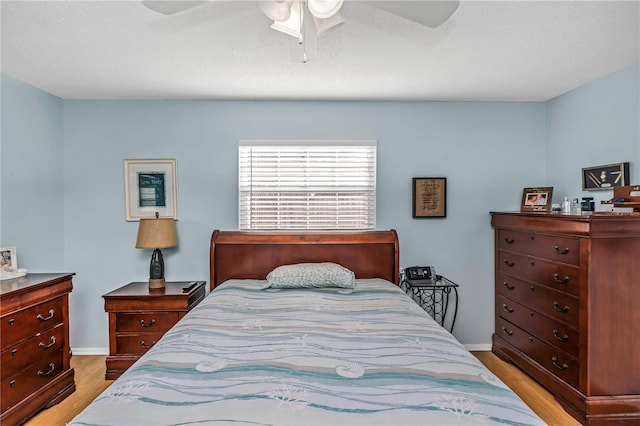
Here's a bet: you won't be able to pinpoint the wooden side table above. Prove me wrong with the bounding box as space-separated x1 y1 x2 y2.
103 281 205 380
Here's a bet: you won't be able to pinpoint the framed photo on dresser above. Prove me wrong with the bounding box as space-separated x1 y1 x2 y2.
521 187 553 212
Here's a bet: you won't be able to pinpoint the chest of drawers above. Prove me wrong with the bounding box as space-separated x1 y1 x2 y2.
491 212 640 425
0 273 76 425
103 281 206 379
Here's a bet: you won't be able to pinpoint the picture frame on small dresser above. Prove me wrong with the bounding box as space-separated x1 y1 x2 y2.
0 247 17 270
520 187 553 212
124 159 178 221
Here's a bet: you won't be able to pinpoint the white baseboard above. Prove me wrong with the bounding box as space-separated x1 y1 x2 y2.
463 344 492 352
72 347 109 355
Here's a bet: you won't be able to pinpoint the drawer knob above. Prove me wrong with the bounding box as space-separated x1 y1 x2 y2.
502 304 514 313
503 282 515 290
501 326 513 336
140 340 157 349
10 380 16 388
8 318 15 326
553 329 569 342
551 357 568 370
554 245 570 255
553 301 570 313
39 336 56 349
504 237 515 244
37 363 56 377
11 349 17 357
140 319 156 328
553 273 570 284
504 259 515 267
36 309 55 321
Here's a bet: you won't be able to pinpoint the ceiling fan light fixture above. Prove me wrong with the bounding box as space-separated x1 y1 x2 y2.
314 12 345 36
270 0 303 38
258 0 293 22
307 0 343 19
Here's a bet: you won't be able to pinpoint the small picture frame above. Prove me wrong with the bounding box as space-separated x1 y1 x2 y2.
582 162 630 191
124 159 178 221
413 177 447 218
0 247 17 270
521 187 553 212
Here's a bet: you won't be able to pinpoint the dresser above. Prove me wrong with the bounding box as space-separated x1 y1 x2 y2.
0 273 76 425
491 212 640 425
103 281 206 379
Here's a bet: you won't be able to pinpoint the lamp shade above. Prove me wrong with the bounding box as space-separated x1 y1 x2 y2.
136 217 177 249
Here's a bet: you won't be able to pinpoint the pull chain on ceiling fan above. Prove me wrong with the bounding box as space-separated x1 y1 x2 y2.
142 0 460 62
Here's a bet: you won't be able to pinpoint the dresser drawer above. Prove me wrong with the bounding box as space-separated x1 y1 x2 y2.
0 298 64 350
496 317 579 388
115 333 164 355
497 294 579 356
116 312 180 332
497 274 579 326
0 351 64 413
498 251 580 296
498 229 580 265
0 324 65 381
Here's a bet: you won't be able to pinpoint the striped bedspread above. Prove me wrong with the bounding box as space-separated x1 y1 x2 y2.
70 279 545 426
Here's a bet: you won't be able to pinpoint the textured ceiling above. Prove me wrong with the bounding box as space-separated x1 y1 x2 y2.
1 0 639 101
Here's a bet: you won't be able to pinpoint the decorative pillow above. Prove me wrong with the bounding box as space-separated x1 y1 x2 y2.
264 262 356 289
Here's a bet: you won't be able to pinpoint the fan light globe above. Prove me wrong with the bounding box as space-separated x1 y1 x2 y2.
307 0 343 19
258 0 293 22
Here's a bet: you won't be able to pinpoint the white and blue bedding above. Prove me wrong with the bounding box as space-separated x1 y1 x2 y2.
70 279 545 426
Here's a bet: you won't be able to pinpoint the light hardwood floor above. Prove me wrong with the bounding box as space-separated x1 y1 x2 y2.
25 352 580 426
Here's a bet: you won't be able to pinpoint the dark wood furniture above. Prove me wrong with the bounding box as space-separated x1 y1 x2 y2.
103 281 206 379
0 273 76 425
491 212 640 425
209 230 400 290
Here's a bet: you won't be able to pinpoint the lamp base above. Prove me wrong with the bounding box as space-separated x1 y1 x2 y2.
148 278 165 289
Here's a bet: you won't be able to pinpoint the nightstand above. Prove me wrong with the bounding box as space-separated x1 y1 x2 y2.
103 281 206 380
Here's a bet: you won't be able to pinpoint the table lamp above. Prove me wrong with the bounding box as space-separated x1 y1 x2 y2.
135 212 177 289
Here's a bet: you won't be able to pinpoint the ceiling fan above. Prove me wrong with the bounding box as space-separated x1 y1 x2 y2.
142 0 460 61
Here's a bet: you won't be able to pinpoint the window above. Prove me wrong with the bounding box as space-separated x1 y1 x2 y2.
239 140 376 230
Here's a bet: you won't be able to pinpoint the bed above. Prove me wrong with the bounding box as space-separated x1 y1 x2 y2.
69 230 545 426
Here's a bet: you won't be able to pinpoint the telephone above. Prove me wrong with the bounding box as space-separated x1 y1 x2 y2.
404 266 437 284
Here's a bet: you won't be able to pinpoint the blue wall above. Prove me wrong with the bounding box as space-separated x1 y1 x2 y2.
1 75 65 269
1 62 638 352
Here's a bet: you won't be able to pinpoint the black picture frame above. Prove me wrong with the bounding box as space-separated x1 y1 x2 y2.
582 162 630 191
413 177 446 218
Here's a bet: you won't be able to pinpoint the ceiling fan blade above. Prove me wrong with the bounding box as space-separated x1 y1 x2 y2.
367 0 460 28
142 1 206 15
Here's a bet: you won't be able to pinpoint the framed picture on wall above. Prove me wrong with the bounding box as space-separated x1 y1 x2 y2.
413 177 447 218
520 187 553 212
582 162 630 191
124 159 178 221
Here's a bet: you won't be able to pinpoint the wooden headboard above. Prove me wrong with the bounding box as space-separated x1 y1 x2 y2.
209 230 399 290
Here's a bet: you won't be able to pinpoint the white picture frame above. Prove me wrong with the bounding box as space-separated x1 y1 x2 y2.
124 159 178 221
0 247 18 270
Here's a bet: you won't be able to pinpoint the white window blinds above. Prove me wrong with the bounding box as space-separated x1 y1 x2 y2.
239 140 376 230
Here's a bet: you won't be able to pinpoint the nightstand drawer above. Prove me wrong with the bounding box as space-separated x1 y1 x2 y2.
116 312 180 332
116 333 165 354
1 298 64 350
0 324 65 381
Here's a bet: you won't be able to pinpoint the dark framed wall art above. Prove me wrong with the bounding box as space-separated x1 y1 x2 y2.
582 162 630 191
413 177 446 218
